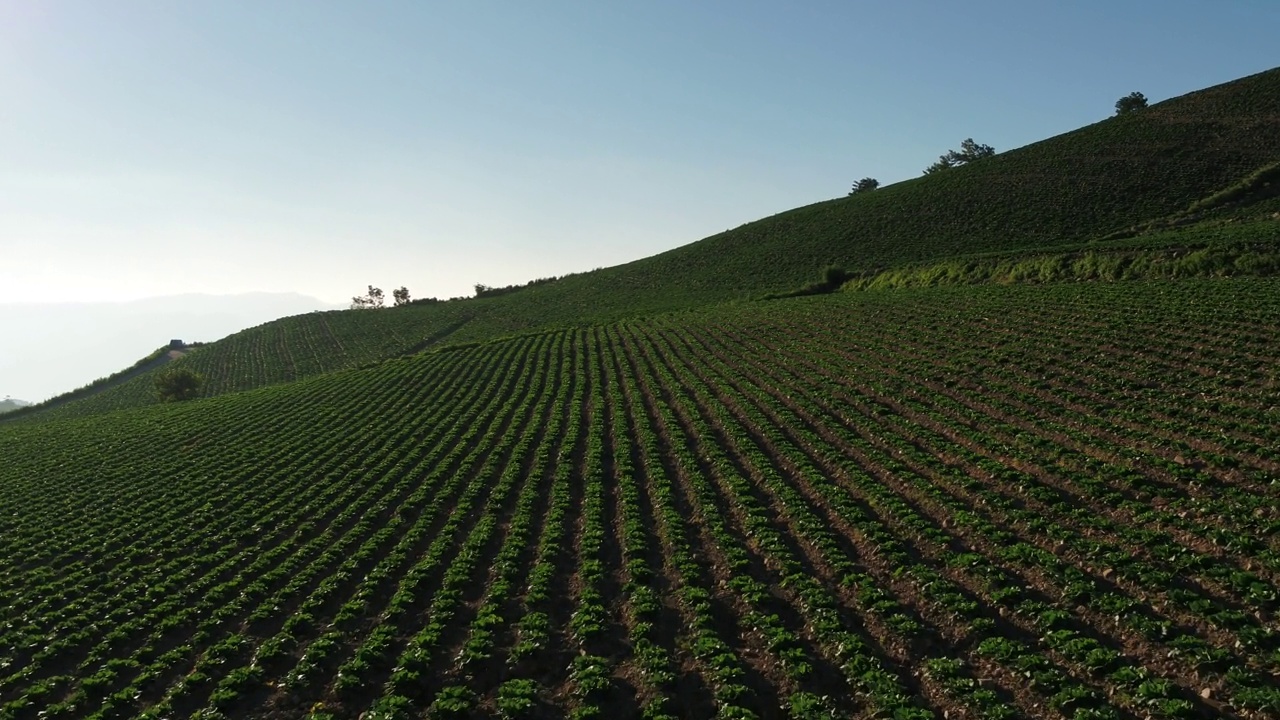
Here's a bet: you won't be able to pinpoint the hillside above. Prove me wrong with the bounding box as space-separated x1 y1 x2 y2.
452 65 1280 323
0 293 335 407
1 281 1279 719
3 67 1280 720
12 303 477 421
10 66 1280 423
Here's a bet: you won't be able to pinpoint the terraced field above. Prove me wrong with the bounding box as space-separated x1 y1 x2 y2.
2 280 1278 720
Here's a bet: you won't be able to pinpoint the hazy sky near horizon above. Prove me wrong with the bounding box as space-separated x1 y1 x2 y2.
2 1 1277 305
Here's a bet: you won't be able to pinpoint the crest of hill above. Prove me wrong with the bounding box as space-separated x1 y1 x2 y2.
11 66 1280 422
368 66 1280 342
528 66 1280 302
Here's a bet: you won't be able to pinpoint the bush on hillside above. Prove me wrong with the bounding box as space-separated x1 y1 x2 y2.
924 138 995 174
766 265 856 299
850 177 880 195
155 368 206 403
822 264 851 289
1115 91 1148 115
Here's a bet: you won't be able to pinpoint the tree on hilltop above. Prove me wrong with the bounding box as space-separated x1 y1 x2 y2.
392 286 411 307
1115 91 1148 115
849 177 879 195
923 156 955 175
350 285 385 309
924 138 995 174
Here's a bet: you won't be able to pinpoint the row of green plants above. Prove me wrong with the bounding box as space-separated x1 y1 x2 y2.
648 319 1126 718
676 280 1280 714
2 279 1280 717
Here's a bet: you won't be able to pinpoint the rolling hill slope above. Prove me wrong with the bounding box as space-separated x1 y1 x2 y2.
471 65 1280 313
10 66 1280 422
3 67 1280 720
9 302 478 422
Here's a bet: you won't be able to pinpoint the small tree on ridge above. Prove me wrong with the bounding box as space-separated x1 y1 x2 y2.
924 138 995 174
1115 91 1148 115
350 285 385 309
849 177 880 195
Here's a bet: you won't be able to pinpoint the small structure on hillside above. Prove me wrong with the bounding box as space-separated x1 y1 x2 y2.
169 339 184 349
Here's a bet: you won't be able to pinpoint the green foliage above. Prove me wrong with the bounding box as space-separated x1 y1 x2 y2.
153 368 205 402
844 218 1280 291
924 137 995 173
496 679 540 718
427 686 476 718
767 264 855 298
1115 91 1148 115
787 692 835 719
474 275 562 298
351 285 385 309
849 177 879 194
1184 160 1280 214
922 155 954 174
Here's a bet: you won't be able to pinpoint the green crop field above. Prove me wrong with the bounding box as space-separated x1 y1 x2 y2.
2 68 1280 720
15 302 479 422
2 282 1280 719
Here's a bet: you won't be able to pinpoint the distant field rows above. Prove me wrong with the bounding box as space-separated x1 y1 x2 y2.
1 280 1278 719
19 303 477 421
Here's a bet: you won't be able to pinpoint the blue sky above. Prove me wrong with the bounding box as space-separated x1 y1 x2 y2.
2 0 1277 305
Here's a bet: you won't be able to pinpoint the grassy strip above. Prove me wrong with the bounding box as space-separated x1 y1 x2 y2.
843 240 1280 292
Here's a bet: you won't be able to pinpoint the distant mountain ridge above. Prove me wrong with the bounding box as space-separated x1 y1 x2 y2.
0 398 30 414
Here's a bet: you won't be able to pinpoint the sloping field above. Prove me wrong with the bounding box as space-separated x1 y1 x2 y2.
12 67 1280 424
2 279 1278 720
460 66 1280 311
13 301 477 421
